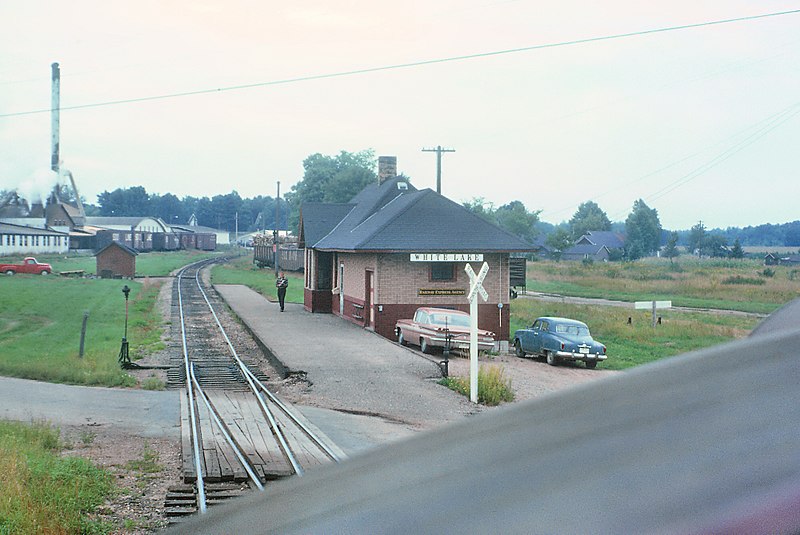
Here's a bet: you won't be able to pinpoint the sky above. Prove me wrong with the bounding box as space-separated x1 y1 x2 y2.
1 1 798 230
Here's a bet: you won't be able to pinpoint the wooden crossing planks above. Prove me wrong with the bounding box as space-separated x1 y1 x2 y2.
180 387 342 486
207 391 294 479
269 399 337 469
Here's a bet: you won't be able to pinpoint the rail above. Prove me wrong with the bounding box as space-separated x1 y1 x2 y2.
174 257 340 516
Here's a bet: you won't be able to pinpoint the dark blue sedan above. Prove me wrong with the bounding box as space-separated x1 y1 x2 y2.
513 316 607 368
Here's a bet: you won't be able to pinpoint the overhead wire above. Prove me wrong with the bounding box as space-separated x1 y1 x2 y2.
606 102 800 221
543 100 800 221
0 8 798 118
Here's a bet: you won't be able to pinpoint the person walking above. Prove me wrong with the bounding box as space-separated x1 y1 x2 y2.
276 271 288 312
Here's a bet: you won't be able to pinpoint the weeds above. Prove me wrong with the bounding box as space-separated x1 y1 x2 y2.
141 375 166 391
80 430 97 445
126 442 163 474
439 365 514 406
0 420 113 534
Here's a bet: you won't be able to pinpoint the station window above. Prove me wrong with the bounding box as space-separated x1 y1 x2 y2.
430 263 455 282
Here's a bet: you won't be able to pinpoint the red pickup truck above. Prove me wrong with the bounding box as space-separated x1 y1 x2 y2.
1 257 53 275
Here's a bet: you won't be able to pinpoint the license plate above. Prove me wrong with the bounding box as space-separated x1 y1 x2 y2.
579 347 589 354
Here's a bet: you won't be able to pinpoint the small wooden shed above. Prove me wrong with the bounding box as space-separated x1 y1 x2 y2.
95 241 138 278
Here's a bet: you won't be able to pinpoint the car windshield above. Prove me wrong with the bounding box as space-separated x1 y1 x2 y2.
555 324 589 336
429 313 470 327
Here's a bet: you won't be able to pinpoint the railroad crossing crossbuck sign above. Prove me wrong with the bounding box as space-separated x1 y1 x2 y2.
465 262 489 403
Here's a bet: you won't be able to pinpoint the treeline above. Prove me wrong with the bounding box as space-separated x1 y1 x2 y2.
92 187 288 233
83 149 798 250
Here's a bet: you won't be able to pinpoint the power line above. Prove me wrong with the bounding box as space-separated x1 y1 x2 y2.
606 102 800 221
544 100 800 221
1 8 798 119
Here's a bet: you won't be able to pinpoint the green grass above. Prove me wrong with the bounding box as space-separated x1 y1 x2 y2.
3 250 223 277
211 255 304 303
525 258 800 314
509 298 758 370
439 364 515 405
0 276 166 386
0 420 114 534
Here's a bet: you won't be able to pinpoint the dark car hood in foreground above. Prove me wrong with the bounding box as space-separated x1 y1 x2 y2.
173 319 800 534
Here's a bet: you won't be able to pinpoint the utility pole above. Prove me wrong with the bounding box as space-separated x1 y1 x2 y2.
51 62 60 174
422 145 455 194
274 181 280 276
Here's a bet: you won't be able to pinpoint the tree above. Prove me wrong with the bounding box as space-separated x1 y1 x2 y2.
150 193 184 224
701 234 728 257
462 198 497 225
97 186 151 216
688 221 706 255
494 201 540 243
285 149 377 232
729 238 744 259
324 166 376 203
624 199 662 260
663 231 680 263
545 227 573 261
568 201 611 240
462 199 539 243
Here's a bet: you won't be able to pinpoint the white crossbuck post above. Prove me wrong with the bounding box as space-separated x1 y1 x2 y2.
465 262 489 403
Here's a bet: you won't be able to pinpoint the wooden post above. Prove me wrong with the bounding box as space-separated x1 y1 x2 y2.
79 311 89 357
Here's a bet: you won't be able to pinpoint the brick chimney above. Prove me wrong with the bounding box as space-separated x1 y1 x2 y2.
378 156 397 184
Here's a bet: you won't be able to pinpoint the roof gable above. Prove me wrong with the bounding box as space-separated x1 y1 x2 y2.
299 202 354 247
577 230 625 248
311 179 535 252
94 240 139 256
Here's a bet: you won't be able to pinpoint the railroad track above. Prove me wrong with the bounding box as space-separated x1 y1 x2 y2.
167 259 343 521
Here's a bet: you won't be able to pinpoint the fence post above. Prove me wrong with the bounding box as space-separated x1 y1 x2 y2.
79 311 89 357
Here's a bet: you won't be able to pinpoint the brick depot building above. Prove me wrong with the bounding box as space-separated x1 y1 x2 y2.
300 157 535 346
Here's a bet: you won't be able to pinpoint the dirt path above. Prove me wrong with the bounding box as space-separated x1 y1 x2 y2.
521 291 767 318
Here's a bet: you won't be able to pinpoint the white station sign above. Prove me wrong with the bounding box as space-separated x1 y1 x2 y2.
410 253 483 262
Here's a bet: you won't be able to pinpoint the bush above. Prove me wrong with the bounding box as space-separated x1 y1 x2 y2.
438 365 514 406
722 276 766 285
762 268 776 278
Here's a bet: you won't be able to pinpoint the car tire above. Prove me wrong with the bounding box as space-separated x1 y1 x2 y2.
5 270 14 276
398 331 407 346
514 340 525 358
585 360 597 369
40 270 50 276
545 351 557 366
420 337 431 354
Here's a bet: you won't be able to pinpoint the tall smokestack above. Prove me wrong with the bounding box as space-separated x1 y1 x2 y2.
378 156 397 184
51 62 60 174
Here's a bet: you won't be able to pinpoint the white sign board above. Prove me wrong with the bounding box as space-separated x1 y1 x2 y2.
410 253 483 262
634 301 672 309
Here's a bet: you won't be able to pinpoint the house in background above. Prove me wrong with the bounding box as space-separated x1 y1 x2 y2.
0 222 70 255
562 243 611 262
563 230 626 261
300 156 536 348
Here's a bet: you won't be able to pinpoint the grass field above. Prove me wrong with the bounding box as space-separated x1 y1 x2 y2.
0 420 114 534
211 254 305 304
2 249 223 277
0 275 165 386
509 294 760 370
525 258 800 315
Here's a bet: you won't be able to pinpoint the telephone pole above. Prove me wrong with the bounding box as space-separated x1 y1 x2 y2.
274 181 280 276
422 145 455 194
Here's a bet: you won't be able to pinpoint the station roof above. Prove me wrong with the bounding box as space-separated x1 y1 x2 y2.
305 177 535 253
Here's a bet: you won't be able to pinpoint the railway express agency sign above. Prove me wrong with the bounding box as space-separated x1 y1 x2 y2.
410 253 483 262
